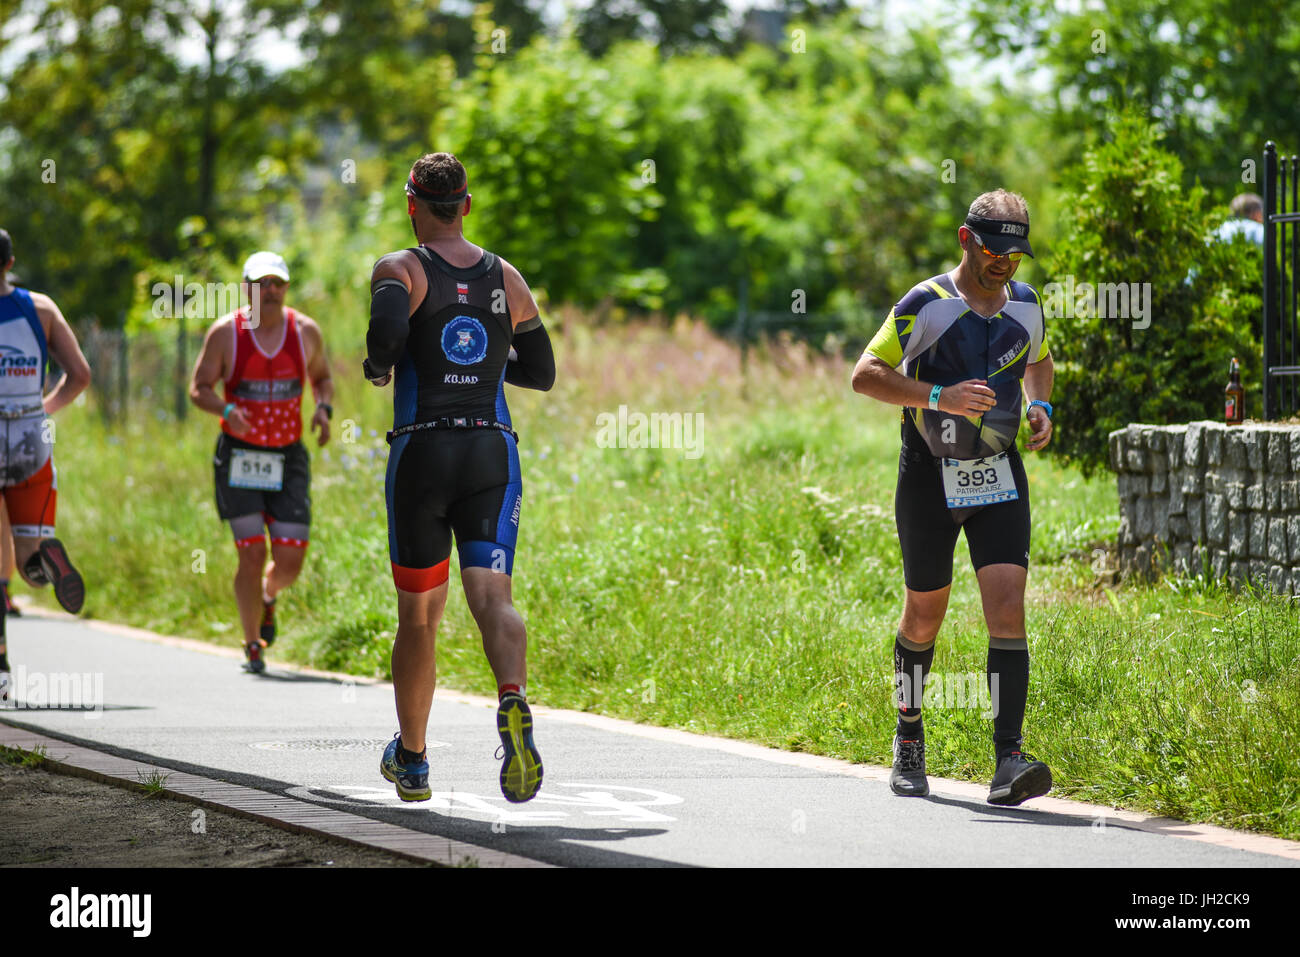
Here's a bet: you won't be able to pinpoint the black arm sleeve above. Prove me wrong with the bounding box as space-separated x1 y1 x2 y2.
504 321 555 391
365 279 411 371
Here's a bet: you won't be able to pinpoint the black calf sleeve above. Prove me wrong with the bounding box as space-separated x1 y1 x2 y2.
987 639 1030 758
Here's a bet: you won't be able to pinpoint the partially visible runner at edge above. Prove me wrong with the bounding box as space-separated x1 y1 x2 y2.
364 152 555 804
0 227 92 705
189 251 334 674
851 189 1056 806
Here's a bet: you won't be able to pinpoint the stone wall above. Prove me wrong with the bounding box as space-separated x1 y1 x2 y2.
1109 421 1300 594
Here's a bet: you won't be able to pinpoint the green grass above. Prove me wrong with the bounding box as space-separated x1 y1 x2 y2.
136 769 172 795
0 744 47 768
24 318 1300 839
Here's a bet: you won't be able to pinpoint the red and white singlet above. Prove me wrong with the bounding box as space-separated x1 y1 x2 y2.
222 308 308 448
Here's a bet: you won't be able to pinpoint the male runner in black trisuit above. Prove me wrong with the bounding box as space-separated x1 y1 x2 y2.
851 189 1056 806
365 152 555 803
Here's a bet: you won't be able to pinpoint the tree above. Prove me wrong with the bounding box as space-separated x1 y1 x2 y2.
1046 114 1261 476
967 0 1300 192
576 0 735 57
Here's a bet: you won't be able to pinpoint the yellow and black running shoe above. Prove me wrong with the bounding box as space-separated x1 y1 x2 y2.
496 692 543 803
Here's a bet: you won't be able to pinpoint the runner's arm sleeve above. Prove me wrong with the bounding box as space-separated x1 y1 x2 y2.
505 318 555 391
864 307 907 368
365 279 410 372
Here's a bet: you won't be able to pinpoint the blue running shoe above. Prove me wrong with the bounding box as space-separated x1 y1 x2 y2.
380 733 431 802
496 693 543 803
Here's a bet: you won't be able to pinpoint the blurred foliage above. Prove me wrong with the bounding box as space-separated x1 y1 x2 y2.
1 5 1063 333
0 0 1269 386
968 0 1300 193
1046 114 1263 476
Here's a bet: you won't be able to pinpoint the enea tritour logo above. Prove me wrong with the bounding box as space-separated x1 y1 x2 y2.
441 316 488 366
0 344 40 377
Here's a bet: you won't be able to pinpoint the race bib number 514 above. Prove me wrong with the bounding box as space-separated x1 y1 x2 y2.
229 449 285 491
941 452 1018 509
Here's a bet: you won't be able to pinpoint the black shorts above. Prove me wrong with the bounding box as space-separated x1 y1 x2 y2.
894 444 1031 592
385 428 522 591
213 433 311 527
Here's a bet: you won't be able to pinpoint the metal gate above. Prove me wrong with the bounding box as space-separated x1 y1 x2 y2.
1263 141 1300 419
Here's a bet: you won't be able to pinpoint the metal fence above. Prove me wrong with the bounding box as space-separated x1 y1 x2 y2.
1262 141 1300 419
77 321 205 423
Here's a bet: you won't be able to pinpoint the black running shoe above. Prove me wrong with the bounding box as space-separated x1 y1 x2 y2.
244 641 265 675
890 733 930 797
38 539 84 614
260 598 276 646
987 751 1053 806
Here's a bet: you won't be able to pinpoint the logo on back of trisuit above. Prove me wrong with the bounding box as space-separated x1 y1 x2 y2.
0 344 39 377
441 316 488 366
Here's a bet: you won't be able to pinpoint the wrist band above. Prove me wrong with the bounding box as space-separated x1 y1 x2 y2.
318 402 333 420
928 384 943 411
1028 399 1053 419
222 402 235 422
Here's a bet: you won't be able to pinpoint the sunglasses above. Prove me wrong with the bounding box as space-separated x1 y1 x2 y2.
967 229 1024 263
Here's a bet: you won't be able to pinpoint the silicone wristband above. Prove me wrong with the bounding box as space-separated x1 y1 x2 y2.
928 384 943 411
1028 399 1053 419
222 402 235 422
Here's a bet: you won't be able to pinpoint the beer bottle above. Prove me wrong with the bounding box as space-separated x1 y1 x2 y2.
1225 357 1244 425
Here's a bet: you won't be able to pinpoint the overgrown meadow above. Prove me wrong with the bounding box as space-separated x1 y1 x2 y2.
27 317 1300 840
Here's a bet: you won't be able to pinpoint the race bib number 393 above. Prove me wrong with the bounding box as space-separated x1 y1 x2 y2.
229 449 285 491
941 452 1018 509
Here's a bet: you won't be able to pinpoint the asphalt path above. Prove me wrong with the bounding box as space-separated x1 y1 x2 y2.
2 612 1296 868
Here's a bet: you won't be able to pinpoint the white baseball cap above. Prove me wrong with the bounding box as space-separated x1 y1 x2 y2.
241 250 290 282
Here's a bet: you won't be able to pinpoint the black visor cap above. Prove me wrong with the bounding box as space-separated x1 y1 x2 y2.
965 214 1034 257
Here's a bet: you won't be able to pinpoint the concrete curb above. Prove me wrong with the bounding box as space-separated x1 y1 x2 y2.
0 723 551 869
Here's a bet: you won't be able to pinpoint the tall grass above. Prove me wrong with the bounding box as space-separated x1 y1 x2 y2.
25 316 1299 839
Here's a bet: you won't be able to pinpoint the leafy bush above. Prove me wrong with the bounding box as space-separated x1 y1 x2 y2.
1046 115 1261 476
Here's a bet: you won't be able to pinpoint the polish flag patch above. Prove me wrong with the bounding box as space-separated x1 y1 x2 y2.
457 282 469 303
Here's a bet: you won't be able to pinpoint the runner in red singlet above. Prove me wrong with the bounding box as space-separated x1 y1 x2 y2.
189 252 334 674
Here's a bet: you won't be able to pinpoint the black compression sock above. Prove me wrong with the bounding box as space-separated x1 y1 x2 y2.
397 740 426 765
987 639 1030 760
0 651 8 671
894 634 935 738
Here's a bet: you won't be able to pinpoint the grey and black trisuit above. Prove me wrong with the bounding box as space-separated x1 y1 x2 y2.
370 246 552 593
864 274 1048 591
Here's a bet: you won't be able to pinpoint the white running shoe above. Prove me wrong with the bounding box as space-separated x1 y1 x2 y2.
0 670 11 706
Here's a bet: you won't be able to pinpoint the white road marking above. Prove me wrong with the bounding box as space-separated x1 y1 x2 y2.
287 782 683 825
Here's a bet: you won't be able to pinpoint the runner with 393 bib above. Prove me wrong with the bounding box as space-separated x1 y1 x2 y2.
851 189 1056 807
